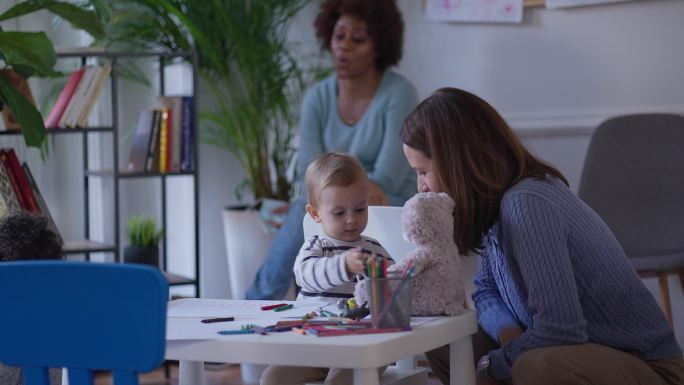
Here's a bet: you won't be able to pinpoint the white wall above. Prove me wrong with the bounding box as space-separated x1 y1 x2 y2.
391 0 684 345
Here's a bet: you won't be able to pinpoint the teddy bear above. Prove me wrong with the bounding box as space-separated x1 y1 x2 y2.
354 192 465 316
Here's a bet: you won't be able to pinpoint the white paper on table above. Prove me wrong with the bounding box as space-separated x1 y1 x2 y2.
425 0 523 23
167 298 330 319
546 0 632 8
167 316 274 340
167 316 444 340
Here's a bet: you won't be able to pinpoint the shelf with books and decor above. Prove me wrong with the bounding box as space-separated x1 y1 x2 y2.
2 48 200 295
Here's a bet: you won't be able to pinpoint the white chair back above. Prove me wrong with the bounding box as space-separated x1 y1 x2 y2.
303 206 413 261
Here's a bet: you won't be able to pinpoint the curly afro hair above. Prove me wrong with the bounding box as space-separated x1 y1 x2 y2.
314 0 404 71
0 211 64 261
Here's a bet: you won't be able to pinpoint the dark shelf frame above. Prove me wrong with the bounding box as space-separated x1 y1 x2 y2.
49 49 201 295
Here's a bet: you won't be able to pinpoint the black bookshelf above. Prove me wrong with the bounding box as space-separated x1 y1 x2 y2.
49 49 200 294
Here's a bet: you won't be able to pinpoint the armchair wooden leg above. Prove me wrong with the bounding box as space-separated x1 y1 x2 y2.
657 273 673 325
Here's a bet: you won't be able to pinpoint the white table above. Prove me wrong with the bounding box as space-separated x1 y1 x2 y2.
165 300 478 385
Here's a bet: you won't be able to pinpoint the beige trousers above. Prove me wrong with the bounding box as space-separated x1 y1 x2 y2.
260 365 386 385
425 328 684 385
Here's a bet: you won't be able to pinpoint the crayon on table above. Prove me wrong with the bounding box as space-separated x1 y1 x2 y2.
273 304 294 312
261 303 288 311
217 329 255 335
201 316 235 323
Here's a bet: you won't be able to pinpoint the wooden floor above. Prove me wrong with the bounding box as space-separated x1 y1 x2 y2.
94 361 445 385
95 362 243 385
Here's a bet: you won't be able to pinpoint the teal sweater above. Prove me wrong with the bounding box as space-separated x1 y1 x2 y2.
297 70 418 205
474 177 681 379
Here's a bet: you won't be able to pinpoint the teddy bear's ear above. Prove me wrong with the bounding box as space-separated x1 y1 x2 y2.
436 192 455 211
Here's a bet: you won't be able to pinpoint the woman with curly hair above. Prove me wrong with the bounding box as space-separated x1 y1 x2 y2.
0 210 64 385
247 0 418 305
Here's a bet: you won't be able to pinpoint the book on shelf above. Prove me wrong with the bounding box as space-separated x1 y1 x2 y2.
156 97 183 172
0 150 26 209
45 68 86 129
179 96 194 172
59 65 96 128
158 108 170 173
75 64 111 127
22 163 61 238
0 162 21 217
0 148 61 236
128 110 154 172
0 149 39 212
145 110 162 172
126 96 194 174
58 64 111 129
0 161 20 215
0 69 37 131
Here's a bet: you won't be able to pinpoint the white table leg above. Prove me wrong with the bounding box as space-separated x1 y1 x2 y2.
450 337 475 385
61 368 69 385
353 368 380 385
179 360 205 385
396 355 417 370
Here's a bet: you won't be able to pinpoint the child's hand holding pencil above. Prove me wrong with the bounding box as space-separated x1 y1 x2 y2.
344 248 368 274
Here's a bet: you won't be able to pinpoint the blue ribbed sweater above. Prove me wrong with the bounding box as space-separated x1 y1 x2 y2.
473 177 681 379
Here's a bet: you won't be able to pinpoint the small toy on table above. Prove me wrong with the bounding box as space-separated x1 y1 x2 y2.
338 298 370 320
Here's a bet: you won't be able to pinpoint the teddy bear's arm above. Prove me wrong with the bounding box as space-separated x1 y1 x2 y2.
388 250 432 275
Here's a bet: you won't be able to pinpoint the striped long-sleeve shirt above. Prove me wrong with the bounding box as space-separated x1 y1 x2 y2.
294 234 392 304
473 176 681 380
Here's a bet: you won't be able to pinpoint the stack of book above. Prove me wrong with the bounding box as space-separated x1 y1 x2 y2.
127 96 194 173
44 64 112 129
0 148 60 236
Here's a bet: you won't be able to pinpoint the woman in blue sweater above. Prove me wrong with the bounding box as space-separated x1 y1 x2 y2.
400 87 684 385
246 0 418 300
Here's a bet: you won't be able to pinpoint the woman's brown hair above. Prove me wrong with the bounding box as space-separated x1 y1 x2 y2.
314 0 404 71
400 87 568 254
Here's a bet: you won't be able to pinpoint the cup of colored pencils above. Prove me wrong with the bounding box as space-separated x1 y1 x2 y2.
366 259 415 329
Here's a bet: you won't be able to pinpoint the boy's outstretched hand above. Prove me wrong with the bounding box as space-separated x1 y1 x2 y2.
344 248 367 275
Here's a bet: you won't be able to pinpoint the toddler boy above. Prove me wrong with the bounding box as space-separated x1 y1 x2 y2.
294 152 393 304
261 152 392 385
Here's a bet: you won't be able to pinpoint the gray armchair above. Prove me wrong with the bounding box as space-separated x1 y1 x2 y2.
578 113 684 323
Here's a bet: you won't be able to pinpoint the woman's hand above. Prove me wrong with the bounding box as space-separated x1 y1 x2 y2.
368 181 388 206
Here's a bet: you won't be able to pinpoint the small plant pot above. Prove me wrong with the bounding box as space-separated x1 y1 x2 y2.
124 246 159 268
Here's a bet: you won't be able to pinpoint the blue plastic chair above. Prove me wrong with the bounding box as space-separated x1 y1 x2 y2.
0 261 168 385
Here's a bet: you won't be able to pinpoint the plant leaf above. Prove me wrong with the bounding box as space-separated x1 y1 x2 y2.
89 0 112 24
0 31 59 77
0 1 45 22
46 1 106 40
11 64 34 78
0 75 46 147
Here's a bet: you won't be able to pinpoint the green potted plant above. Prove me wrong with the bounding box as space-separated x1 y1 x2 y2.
124 215 163 268
99 0 314 201
0 1 106 150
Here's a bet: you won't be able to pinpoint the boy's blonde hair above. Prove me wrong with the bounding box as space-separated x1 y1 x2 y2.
305 152 367 206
